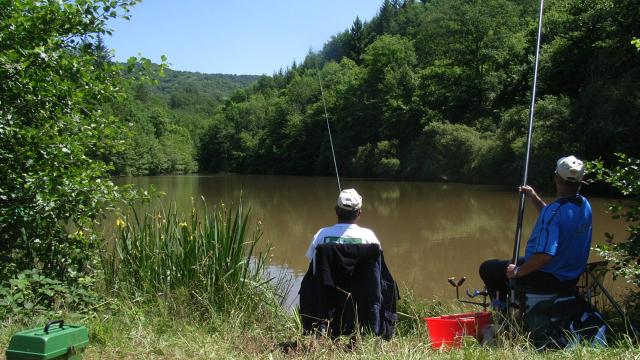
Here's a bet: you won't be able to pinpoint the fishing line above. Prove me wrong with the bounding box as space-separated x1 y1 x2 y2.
511 0 545 265
317 71 342 193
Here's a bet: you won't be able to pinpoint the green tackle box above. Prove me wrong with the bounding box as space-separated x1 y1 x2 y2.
5 320 89 360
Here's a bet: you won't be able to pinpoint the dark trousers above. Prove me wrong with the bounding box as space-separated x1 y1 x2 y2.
479 259 579 302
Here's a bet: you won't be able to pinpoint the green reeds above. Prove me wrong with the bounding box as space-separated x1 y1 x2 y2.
104 198 273 315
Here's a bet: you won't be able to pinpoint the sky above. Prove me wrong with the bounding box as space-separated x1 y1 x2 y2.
107 1 382 76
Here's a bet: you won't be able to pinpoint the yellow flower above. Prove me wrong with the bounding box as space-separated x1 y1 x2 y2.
116 218 126 228
179 222 188 228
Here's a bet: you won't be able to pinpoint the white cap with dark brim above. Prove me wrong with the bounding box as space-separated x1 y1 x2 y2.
556 155 585 182
337 188 362 211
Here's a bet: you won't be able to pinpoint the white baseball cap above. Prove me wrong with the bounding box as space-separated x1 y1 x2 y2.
556 155 585 182
337 188 362 211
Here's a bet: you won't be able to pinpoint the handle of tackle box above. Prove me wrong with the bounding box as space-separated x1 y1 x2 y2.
44 319 64 334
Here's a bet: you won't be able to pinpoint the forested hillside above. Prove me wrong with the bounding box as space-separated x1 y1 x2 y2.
199 0 640 187
107 68 259 175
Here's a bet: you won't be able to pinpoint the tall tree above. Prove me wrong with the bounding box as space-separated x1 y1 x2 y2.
0 0 139 294
347 17 366 63
416 0 526 124
541 0 640 162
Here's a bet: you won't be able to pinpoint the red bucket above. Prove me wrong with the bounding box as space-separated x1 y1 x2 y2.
424 311 492 349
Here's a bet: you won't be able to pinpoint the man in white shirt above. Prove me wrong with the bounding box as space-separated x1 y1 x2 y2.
305 188 381 262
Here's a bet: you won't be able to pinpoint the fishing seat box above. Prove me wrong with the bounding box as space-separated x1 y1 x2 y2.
5 320 89 360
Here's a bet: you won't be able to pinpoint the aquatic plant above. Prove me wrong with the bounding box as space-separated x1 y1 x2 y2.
104 198 275 315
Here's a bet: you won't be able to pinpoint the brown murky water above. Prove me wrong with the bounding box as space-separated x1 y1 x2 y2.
115 174 626 302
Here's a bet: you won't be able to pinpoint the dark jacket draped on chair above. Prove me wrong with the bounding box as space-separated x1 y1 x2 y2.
298 243 399 339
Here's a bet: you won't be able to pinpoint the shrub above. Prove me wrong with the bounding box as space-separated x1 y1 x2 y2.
588 154 640 286
0 269 98 320
0 0 141 315
497 95 581 188
352 140 401 178
588 153 640 324
406 121 501 182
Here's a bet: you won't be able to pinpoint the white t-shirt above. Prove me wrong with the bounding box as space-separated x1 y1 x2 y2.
305 223 381 261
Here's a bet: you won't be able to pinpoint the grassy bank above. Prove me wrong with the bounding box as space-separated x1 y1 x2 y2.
1 201 638 359
2 294 638 359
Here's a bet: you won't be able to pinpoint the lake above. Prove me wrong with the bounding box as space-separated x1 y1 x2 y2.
114 174 626 303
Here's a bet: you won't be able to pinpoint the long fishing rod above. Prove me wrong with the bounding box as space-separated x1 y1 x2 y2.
511 0 545 266
317 71 342 193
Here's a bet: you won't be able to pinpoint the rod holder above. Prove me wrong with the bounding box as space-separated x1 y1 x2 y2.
447 276 466 300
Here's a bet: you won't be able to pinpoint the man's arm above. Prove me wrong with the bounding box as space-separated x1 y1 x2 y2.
506 253 552 279
520 185 546 213
306 229 323 261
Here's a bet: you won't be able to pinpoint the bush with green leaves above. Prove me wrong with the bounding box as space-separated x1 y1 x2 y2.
588 153 640 324
0 0 141 314
497 95 581 188
0 269 99 320
589 154 640 286
406 121 501 182
352 140 400 178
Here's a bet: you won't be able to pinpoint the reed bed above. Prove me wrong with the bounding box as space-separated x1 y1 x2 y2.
103 199 277 316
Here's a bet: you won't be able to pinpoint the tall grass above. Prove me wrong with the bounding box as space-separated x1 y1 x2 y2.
104 198 277 316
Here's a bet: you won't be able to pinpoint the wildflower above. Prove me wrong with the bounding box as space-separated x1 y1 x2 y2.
179 222 188 228
116 218 126 228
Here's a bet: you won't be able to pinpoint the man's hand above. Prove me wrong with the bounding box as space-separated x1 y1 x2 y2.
507 254 552 279
519 185 546 212
519 185 537 198
506 263 519 279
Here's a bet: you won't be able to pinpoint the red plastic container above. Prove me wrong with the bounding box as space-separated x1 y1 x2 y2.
424 311 492 349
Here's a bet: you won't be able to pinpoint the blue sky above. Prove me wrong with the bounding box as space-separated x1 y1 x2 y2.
107 1 382 75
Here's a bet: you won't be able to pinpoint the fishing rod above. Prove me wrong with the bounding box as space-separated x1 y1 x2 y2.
511 0 545 269
506 6 637 340
317 71 342 193
509 0 545 308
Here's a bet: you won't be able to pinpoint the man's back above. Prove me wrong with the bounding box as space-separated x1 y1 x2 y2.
305 223 380 261
524 195 592 281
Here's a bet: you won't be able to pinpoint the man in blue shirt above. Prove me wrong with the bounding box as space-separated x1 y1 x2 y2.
479 155 593 301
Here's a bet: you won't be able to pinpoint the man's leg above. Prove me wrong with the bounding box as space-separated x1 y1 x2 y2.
517 271 579 294
479 259 511 302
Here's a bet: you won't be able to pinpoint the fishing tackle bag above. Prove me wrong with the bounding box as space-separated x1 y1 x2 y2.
524 292 607 350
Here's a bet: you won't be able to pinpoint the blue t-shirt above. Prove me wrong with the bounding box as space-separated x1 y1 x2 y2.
524 195 592 281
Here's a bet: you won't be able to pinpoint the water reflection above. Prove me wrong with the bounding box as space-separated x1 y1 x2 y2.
114 175 626 301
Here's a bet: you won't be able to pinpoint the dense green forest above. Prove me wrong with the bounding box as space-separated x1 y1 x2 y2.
107 67 258 175
198 0 640 187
